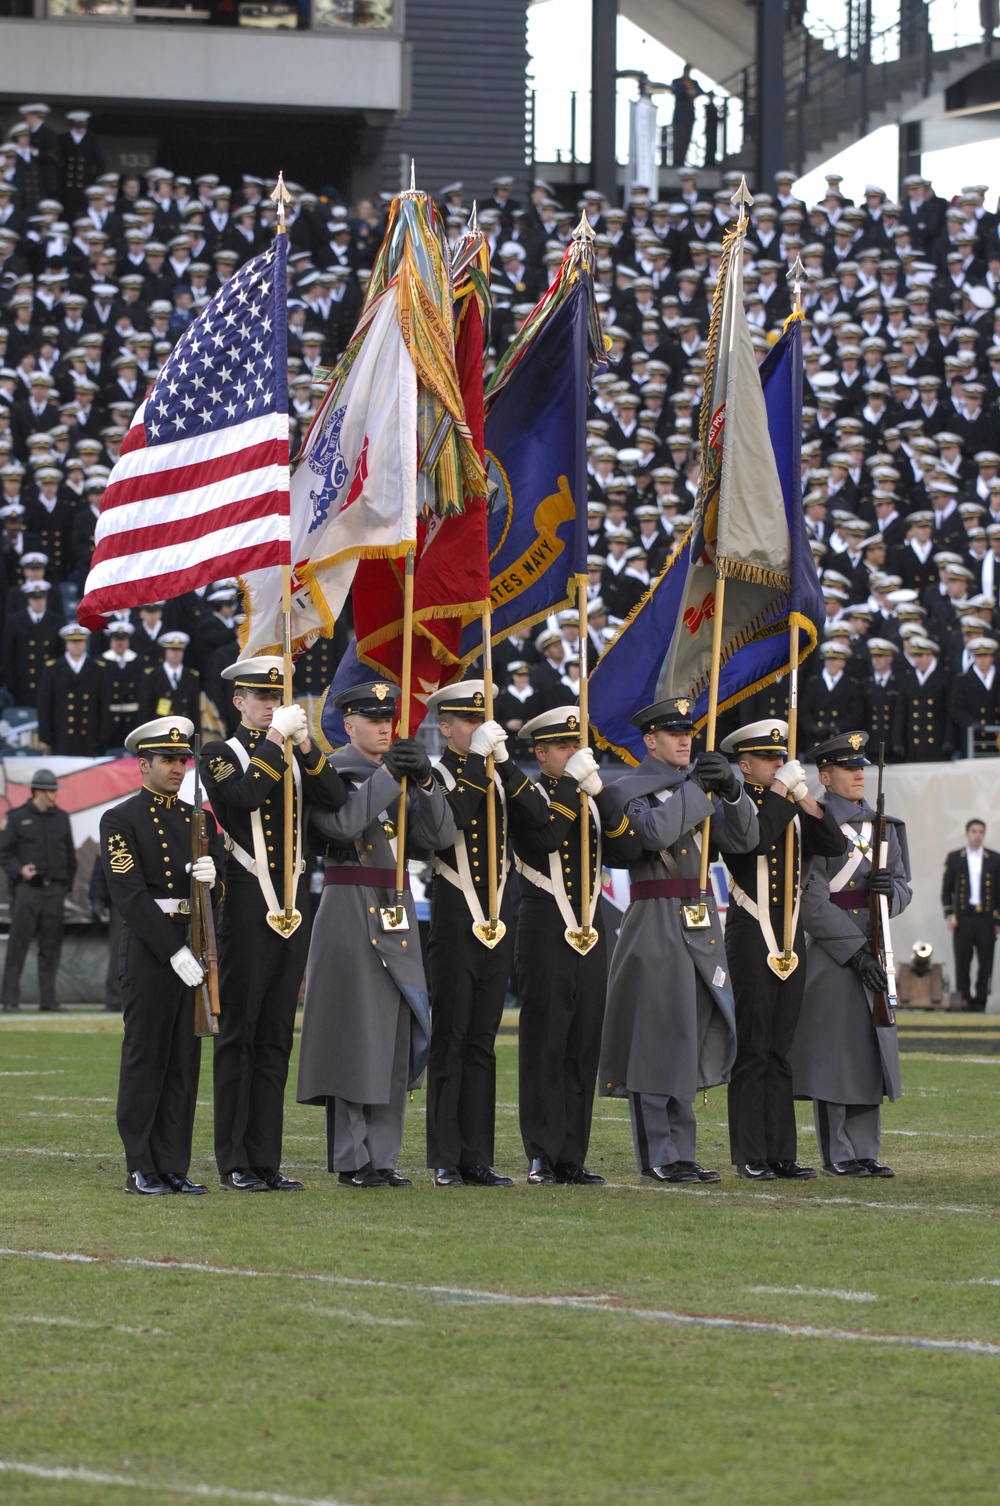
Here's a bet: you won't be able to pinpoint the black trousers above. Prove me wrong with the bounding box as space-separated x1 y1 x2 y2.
116 923 201 1176
425 878 513 1169
104 907 123 1011
515 894 607 1165
213 870 311 1177
954 913 995 1011
724 907 805 1165
2 882 67 1008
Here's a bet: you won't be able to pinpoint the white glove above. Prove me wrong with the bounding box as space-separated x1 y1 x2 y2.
789 777 810 802
779 757 805 791
270 703 308 743
470 719 509 763
170 945 205 987
186 855 216 886
565 747 603 795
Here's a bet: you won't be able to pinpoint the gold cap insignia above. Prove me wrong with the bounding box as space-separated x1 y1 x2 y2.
268 666 279 683
473 691 484 708
170 726 180 742
373 683 389 701
675 698 691 716
771 727 782 742
848 732 863 750
567 714 579 730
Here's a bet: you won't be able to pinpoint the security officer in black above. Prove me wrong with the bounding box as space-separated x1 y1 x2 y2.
424 680 551 1187
942 818 1000 1011
720 720 847 1180
512 706 641 1185
200 656 347 1192
0 768 76 1012
101 716 224 1195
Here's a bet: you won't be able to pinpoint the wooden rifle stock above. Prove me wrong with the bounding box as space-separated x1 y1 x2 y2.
868 743 897 1028
191 734 220 1038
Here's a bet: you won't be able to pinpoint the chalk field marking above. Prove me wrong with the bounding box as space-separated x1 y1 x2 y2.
28 1094 116 1104
599 1181 994 1215
1 1247 998 1358
0 1460 356 1506
3 1314 167 1337
0 1070 65 1077
302 1306 418 1329
746 1285 878 1303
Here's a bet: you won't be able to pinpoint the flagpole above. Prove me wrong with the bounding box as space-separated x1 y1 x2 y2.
481 606 505 944
270 173 301 938
777 254 807 977
689 178 754 926
566 572 596 952
393 545 416 926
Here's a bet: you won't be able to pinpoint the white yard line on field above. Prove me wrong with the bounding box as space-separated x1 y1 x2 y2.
746 1285 878 1303
2 1314 167 1336
1 1247 998 1357
0 1460 358 1505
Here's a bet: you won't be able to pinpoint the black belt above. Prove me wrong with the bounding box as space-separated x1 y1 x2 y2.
324 867 409 890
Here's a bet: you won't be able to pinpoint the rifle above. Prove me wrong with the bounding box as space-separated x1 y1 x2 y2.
191 733 221 1038
868 742 897 1028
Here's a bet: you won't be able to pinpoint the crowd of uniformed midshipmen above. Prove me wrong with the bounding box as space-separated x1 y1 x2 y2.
99 659 911 1195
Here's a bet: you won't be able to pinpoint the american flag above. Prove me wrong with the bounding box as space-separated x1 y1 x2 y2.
78 235 289 630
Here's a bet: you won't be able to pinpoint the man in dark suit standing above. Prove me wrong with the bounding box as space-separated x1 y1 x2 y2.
942 819 1000 1011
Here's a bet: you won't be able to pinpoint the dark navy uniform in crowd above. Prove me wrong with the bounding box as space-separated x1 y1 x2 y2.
511 706 640 1185
100 717 224 1195
0 768 76 1012
790 732 909 1177
102 623 144 749
200 656 347 1192
424 680 551 1187
720 720 847 1180
942 818 1000 1012
139 630 202 726
36 623 110 756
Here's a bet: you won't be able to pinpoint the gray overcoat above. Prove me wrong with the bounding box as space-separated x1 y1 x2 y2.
789 791 909 1105
599 756 759 1101
296 749 455 1106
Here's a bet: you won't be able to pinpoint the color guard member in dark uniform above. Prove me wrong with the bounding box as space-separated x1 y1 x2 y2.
200 656 347 1192
424 681 551 1187
942 818 1000 1012
512 706 641 1185
0 768 76 1012
100 717 224 1195
719 719 847 1180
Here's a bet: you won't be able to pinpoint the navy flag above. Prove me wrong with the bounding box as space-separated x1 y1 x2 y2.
590 316 821 764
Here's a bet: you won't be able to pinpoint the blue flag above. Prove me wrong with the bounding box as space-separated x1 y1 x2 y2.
457 279 591 667
591 318 821 764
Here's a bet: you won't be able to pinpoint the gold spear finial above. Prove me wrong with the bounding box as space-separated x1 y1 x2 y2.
468 200 479 235
786 253 806 314
270 172 291 235
731 175 754 232
572 208 596 244
410 158 416 191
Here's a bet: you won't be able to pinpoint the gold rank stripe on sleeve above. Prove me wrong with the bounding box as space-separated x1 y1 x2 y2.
506 774 531 798
549 801 578 821
303 754 328 775
250 755 282 782
209 756 237 782
106 833 134 875
458 774 489 794
604 815 631 839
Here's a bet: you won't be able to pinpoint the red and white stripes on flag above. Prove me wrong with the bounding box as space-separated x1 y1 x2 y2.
78 237 289 629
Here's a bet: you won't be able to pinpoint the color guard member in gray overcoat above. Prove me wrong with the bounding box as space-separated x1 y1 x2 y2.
789 731 909 1178
598 697 759 1183
296 682 455 1189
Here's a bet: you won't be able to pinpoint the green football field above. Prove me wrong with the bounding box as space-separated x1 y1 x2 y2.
1 1010 1000 1506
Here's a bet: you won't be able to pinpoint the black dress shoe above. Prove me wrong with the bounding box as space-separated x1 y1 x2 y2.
769 1160 817 1179
337 1165 388 1188
220 1169 268 1191
39 1003 66 1013
377 1169 412 1187
254 1170 304 1191
642 1163 699 1183
857 1158 894 1177
433 1166 464 1187
554 1161 606 1185
460 1163 514 1187
125 1170 169 1195
159 1172 207 1195
691 1163 721 1183
736 1161 777 1180
821 1160 869 1177
526 1156 558 1185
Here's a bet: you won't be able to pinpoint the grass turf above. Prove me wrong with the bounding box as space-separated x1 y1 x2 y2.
1 1014 999 1505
